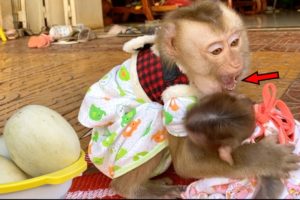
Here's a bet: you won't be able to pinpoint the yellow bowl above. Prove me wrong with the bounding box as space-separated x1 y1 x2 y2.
0 150 87 197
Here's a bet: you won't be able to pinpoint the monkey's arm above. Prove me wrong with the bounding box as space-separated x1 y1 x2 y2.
169 135 300 179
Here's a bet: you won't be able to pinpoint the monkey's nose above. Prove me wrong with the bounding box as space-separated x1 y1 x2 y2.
230 63 241 69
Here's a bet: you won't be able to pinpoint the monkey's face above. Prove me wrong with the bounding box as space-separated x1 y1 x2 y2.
188 130 248 166
175 20 249 95
192 131 243 151
157 1 249 95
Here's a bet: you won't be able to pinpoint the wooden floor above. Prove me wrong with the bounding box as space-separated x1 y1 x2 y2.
1 31 300 151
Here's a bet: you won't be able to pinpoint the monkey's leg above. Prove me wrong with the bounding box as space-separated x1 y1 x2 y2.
253 176 284 199
151 177 174 185
110 149 184 199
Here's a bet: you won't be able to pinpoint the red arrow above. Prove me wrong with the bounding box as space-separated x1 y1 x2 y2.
242 71 280 85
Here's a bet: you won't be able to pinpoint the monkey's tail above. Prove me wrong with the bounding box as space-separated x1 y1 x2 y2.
253 176 284 199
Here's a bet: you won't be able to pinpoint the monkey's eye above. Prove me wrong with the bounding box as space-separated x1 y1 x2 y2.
228 32 240 47
230 38 239 47
208 43 224 56
211 48 223 55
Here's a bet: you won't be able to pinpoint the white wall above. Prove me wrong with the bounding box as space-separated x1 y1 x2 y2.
24 0 44 33
45 0 65 27
70 0 103 29
1 0 104 33
0 0 14 29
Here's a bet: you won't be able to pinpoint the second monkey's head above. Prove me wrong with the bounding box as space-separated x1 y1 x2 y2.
184 92 255 164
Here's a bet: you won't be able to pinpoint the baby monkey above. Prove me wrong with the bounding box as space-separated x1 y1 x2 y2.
185 92 284 199
185 92 255 165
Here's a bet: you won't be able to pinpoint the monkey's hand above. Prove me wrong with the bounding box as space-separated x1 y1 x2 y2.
234 136 300 179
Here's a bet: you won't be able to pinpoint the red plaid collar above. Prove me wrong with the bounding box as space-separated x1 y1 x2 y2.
136 45 189 104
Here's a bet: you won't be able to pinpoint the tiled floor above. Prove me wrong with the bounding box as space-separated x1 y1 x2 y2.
241 31 300 104
0 30 300 150
243 10 300 29
248 31 300 52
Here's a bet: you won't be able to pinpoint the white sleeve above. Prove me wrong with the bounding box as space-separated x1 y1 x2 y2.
161 84 200 137
163 96 197 137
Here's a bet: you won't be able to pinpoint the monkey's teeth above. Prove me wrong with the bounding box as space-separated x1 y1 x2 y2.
226 86 234 91
222 75 239 91
225 82 237 91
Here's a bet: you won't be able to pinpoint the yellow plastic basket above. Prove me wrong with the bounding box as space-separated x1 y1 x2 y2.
0 150 87 194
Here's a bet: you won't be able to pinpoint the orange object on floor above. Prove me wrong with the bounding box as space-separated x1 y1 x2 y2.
28 34 54 48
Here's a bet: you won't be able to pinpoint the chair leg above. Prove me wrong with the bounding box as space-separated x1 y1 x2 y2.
141 0 154 21
273 0 277 11
227 0 233 8
122 12 130 22
261 0 267 11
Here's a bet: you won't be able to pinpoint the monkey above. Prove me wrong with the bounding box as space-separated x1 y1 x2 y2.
184 92 284 199
110 1 299 198
184 92 256 166
78 0 300 199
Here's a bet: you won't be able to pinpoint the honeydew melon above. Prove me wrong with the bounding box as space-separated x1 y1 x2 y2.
3 105 81 177
0 155 28 184
0 135 9 158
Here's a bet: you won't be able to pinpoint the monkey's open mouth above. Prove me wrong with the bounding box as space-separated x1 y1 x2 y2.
221 74 241 91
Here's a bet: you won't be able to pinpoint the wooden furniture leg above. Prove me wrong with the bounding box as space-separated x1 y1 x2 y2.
141 0 154 21
122 12 130 22
227 0 233 8
273 0 277 12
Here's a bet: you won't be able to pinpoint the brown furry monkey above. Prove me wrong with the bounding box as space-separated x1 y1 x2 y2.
185 92 256 166
156 0 250 96
106 1 300 199
185 92 284 199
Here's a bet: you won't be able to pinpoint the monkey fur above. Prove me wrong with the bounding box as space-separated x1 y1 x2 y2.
185 92 284 199
108 1 300 198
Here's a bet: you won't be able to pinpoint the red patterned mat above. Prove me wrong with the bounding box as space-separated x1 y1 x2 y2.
66 156 195 199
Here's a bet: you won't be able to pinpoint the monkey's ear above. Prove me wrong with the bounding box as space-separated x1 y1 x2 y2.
218 145 234 166
236 95 255 105
158 22 177 60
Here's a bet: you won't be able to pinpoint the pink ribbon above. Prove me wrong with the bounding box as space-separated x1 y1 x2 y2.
251 83 295 144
